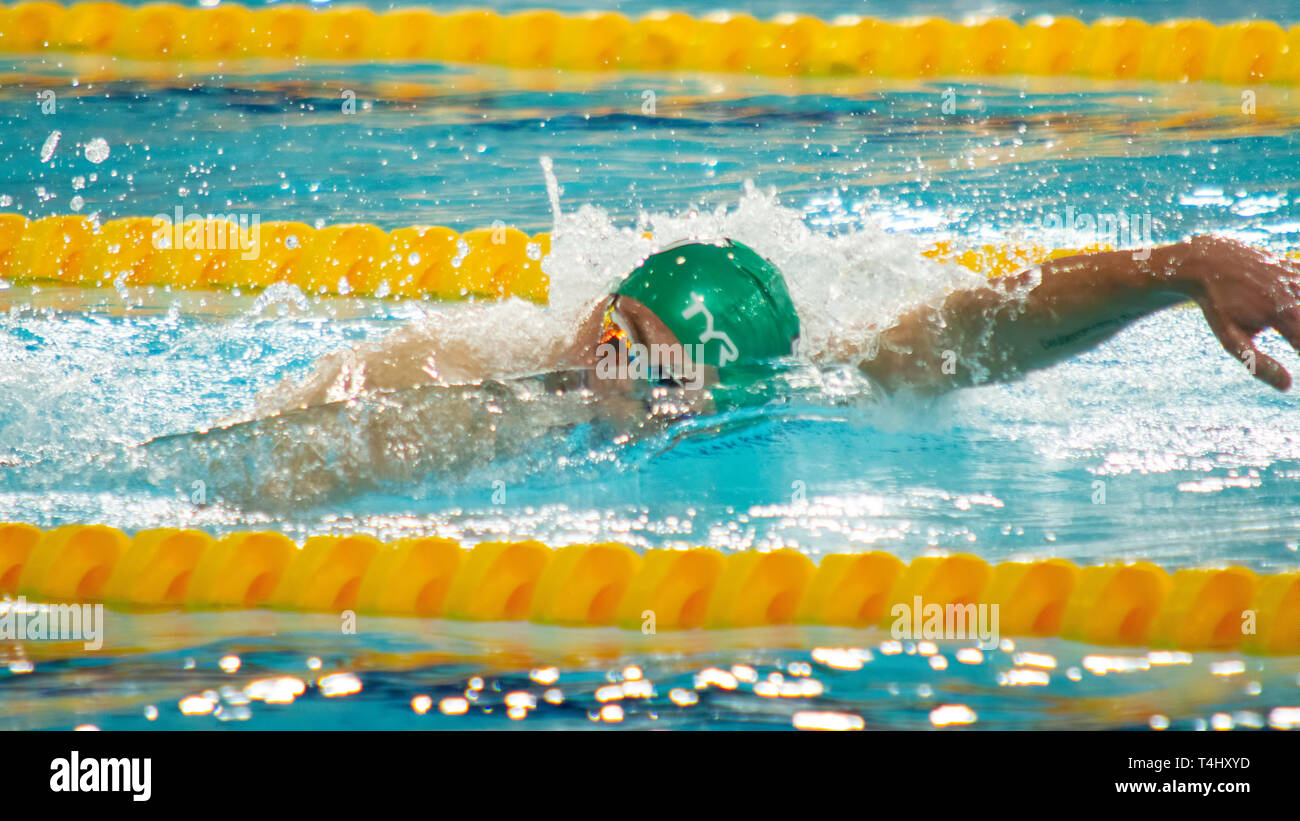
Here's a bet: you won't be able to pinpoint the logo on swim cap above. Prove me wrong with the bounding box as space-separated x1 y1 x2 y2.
614 239 800 373
681 293 740 366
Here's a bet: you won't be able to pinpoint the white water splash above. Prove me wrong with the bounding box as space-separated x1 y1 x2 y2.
541 179 981 364
540 155 562 224
249 177 983 421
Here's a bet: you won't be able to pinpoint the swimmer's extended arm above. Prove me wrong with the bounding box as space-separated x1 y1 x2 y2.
857 236 1300 393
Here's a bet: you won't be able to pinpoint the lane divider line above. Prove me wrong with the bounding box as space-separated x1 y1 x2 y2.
0 5 1297 84
1 523 1296 652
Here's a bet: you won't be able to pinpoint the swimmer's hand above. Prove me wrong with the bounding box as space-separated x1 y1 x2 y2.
856 236 1300 393
1171 236 1300 391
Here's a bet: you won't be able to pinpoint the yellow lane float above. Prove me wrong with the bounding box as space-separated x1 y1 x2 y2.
0 4 1298 84
1 523 1296 654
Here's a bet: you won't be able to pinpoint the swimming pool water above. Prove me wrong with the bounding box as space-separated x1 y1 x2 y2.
2 2 1299 729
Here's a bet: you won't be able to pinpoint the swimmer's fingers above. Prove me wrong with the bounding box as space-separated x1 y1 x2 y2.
1274 304 1300 355
1199 302 1292 391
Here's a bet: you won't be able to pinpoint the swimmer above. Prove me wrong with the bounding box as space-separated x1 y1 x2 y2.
158 234 1299 507
267 234 1300 408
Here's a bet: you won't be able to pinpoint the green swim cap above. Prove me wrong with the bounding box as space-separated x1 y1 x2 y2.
614 239 800 411
614 239 800 372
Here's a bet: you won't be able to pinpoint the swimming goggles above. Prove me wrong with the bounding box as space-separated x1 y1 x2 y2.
599 297 640 366
599 296 684 388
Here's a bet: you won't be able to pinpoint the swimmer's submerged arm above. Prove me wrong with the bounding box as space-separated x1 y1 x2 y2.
857 236 1300 393
253 315 573 418
251 323 457 418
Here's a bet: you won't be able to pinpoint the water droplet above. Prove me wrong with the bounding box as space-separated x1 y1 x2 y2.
451 239 470 269
40 131 60 163
84 137 110 164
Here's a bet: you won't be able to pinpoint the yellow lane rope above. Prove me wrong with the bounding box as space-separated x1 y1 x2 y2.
2 212 1222 301
1 523 1296 652
0 214 554 301
1 4 1298 83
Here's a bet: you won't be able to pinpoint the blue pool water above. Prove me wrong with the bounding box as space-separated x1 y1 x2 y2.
2 2 1299 729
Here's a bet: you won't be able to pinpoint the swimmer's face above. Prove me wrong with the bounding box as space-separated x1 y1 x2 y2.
587 295 717 391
